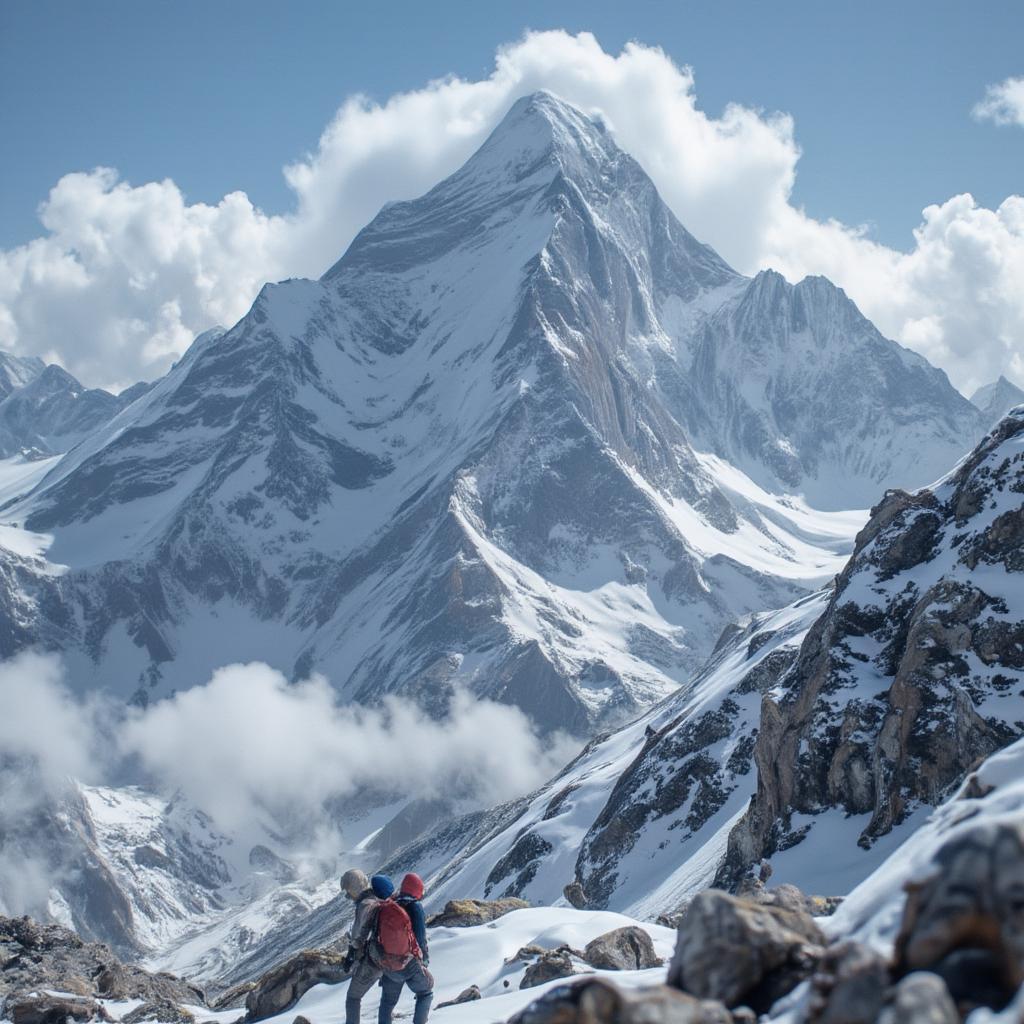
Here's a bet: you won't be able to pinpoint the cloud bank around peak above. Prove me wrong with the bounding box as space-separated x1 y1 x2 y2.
0 31 1022 393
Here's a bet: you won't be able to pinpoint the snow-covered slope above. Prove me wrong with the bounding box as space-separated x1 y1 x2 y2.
0 353 45 399
338 591 830 924
676 270 985 510
972 374 1024 429
718 405 1024 895
0 92 891 732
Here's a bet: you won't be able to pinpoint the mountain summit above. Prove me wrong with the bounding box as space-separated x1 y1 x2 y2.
0 92 985 732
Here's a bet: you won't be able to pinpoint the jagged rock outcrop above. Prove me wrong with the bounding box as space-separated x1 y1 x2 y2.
719 409 1024 887
667 889 824 1012
427 897 530 928
243 949 348 1022
0 916 204 1005
508 977 732 1024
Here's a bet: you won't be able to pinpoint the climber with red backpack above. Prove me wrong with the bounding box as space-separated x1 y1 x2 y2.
375 872 433 1024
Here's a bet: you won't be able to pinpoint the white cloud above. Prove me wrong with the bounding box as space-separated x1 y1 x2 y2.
0 31 1021 393
119 661 576 833
973 76 1024 127
0 653 576 914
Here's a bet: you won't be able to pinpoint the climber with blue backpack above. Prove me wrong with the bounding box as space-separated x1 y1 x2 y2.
340 870 393 1024
375 872 433 1024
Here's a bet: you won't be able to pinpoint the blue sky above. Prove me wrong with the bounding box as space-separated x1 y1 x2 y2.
2 0 1021 250
0 1 1021 393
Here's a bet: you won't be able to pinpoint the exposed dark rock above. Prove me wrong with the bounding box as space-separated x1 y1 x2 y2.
243 949 348 1022
434 985 481 1009
0 915 204 1005
208 983 255 1011
247 846 296 884
427 897 529 928
718 412 1024 889
520 947 584 989
667 889 824 1012
563 882 587 909
508 976 732 1023
876 972 959 1024
582 927 662 971
121 1001 196 1024
505 945 547 965
5 995 112 1024
805 941 890 1023
486 832 554 898
893 819 1024 1015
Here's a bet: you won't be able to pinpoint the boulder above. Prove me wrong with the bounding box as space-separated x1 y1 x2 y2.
121 1002 195 1024
244 949 348 1021
805 941 890 1023
291 1017 312 1024
893 820 1024 1014
0 915 205 1006
667 889 824 1012
876 973 958 1024
5 995 111 1024
563 883 587 909
505 944 547 965
508 977 732 1023
520 948 583 989
582 927 662 971
435 985 482 1009
427 897 529 928
209 982 255 1011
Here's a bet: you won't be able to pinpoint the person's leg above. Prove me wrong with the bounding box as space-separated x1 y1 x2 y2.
345 960 381 1024
403 961 434 1024
377 974 403 1024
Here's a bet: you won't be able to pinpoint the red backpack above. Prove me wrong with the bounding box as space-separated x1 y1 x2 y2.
374 898 422 971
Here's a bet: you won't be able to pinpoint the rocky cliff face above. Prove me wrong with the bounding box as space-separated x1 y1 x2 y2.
718 407 1024 890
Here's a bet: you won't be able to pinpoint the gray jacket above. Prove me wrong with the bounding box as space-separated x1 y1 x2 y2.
350 890 381 960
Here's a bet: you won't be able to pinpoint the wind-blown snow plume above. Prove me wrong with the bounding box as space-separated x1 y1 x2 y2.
0 31 1021 392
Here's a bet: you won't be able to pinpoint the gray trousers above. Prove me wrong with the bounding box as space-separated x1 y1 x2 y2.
345 958 383 1024
378 959 434 1024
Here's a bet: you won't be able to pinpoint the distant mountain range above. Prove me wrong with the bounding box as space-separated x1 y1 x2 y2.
0 352 148 459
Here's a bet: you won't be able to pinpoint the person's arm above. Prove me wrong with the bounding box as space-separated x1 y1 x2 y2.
409 901 428 961
350 898 377 958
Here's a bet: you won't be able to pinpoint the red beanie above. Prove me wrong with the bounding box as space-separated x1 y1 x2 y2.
400 872 424 899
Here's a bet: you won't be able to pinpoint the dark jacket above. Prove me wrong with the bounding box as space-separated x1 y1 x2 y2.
396 893 428 961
